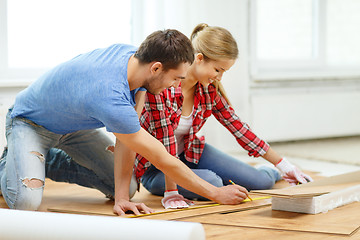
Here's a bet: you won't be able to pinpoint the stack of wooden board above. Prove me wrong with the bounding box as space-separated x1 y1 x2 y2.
252 170 360 214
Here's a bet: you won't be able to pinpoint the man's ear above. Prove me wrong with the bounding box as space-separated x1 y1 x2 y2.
150 62 163 74
195 53 204 63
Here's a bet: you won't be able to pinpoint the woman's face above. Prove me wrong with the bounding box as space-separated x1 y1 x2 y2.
194 54 235 87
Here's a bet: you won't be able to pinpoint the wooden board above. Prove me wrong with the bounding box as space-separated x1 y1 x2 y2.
201 223 360 240
252 182 360 198
5 175 360 239
272 184 360 214
48 196 271 219
252 170 360 198
182 202 360 236
133 198 271 220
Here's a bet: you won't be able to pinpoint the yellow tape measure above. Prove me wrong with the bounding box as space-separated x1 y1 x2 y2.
128 196 270 218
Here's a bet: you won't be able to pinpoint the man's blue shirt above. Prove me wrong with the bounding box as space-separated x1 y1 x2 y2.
11 44 144 134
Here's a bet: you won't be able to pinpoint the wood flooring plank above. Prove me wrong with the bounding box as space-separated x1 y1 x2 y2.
5 174 357 239
182 202 360 235
252 182 360 198
252 170 360 198
133 198 271 220
202 224 360 240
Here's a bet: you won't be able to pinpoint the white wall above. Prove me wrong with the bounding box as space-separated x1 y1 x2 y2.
250 82 360 142
0 86 26 150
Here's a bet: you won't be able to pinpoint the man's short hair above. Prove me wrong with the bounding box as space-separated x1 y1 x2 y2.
134 29 194 71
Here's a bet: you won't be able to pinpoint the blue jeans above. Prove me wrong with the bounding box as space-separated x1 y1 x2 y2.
142 143 281 200
0 108 136 210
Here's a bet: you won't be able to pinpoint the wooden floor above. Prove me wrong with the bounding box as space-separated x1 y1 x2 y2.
1 171 359 239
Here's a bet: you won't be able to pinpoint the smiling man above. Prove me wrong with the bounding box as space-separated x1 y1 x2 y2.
0 29 247 214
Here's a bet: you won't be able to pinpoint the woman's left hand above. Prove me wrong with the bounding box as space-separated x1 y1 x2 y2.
276 158 313 185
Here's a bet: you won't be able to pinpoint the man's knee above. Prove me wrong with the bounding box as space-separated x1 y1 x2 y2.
13 178 44 210
22 178 43 188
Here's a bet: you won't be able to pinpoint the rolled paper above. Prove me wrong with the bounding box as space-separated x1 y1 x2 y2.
0 208 205 240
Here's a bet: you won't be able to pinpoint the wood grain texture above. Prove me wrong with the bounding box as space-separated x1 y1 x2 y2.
252 170 360 198
182 202 360 235
132 198 271 220
252 182 360 198
201 224 360 240
4 172 360 239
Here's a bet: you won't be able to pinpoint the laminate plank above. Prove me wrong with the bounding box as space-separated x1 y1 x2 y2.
182 202 360 235
133 198 271 220
252 182 360 198
252 170 360 198
202 224 360 240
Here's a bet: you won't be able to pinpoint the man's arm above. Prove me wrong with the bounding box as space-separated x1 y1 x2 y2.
114 128 248 204
113 139 154 215
113 91 153 215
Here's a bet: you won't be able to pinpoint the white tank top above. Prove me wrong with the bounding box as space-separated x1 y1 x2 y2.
174 110 194 154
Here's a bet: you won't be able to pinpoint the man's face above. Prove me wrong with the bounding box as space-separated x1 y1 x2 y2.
143 62 190 94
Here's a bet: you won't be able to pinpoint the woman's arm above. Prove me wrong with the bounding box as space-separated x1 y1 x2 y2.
165 175 178 190
162 175 193 209
261 146 282 165
211 91 269 158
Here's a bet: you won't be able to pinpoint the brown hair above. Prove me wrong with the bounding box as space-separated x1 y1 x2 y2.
134 29 194 72
191 23 239 105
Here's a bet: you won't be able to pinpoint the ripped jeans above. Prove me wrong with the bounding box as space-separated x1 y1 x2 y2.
0 108 137 210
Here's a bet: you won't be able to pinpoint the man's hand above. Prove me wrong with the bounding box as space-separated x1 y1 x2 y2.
113 199 154 216
276 158 313 185
213 184 249 204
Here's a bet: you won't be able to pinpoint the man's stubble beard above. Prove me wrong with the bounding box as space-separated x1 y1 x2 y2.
142 75 164 95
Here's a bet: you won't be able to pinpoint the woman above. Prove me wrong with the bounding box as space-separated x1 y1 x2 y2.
135 24 312 209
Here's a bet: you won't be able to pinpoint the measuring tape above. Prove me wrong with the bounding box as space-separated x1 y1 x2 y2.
128 196 270 218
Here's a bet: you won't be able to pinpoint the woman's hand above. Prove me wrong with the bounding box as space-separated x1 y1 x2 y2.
161 190 194 209
276 158 313 185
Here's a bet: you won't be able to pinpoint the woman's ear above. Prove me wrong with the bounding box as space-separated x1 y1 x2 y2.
150 62 163 74
195 53 204 63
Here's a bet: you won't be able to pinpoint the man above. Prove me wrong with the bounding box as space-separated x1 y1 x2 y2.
0 29 247 215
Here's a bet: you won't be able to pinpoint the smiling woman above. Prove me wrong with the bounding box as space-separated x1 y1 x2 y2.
1 0 131 80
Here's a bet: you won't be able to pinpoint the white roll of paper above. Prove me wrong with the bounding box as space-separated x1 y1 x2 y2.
0 209 205 240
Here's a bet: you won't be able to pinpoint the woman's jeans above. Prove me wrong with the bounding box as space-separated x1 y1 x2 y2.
142 143 281 200
0 108 136 210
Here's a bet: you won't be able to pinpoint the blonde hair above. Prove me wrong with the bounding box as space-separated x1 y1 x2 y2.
190 23 238 106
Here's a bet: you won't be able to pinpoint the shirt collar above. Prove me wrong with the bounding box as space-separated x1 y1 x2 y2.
169 83 183 98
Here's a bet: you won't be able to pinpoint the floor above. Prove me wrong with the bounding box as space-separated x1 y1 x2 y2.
1 136 360 239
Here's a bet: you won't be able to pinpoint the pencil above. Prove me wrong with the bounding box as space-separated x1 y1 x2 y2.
229 179 253 201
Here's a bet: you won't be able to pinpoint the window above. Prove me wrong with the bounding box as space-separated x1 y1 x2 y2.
0 0 131 82
250 0 360 80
